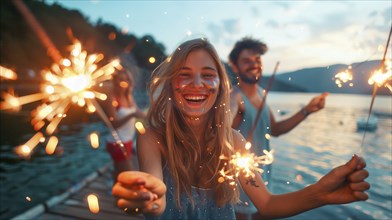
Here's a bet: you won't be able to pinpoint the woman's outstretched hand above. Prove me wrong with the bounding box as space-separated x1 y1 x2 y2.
315 154 370 205
112 171 167 216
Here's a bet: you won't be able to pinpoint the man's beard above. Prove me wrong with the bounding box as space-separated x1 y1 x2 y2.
238 72 261 84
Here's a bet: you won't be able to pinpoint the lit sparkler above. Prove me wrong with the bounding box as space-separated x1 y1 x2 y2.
334 66 353 87
219 141 274 185
368 58 392 92
360 24 392 155
1 39 123 158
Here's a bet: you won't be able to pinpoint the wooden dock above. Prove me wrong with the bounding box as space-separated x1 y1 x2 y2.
11 163 143 220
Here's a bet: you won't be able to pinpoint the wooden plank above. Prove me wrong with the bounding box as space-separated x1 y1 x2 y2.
70 188 115 204
88 180 110 191
34 162 147 220
36 212 75 220
62 198 125 215
48 204 142 220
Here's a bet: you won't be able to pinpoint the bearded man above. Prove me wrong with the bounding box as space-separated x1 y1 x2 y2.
229 37 328 220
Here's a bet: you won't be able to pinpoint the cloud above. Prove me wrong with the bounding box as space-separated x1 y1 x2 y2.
382 6 392 24
363 7 391 33
271 1 290 10
207 22 224 42
308 12 350 36
265 19 279 28
250 6 259 17
207 18 241 45
222 18 241 33
369 10 378 17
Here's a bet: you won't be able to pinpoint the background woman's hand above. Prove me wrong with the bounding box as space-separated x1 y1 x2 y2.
315 154 370 205
112 171 167 215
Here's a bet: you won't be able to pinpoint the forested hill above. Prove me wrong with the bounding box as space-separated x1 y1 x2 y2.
0 0 166 74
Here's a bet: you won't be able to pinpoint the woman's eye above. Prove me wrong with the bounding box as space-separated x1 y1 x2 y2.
203 73 216 78
178 73 191 78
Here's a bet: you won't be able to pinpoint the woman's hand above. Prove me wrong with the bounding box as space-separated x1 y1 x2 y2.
112 171 167 216
315 154 370 205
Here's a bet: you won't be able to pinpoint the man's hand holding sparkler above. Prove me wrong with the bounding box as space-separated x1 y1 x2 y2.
302 92 329 117
268 91 329 136
112 171 166 216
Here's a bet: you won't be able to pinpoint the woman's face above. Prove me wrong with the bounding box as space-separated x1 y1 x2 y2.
172 49 220 118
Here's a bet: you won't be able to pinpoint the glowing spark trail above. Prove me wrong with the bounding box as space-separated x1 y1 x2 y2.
368 59 392 92
87 194 100 214
0 66 17 80
334 67 353 87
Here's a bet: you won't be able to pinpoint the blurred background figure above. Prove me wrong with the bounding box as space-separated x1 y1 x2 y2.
102 68 146 179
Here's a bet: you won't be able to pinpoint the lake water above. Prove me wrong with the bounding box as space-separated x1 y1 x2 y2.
268 92 391 220
0 92 391 220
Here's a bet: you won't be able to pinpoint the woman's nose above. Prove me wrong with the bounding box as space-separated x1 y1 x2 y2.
191 74 203 87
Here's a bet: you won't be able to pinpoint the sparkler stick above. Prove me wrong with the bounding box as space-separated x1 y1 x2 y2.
247 61 280 142
90 99 128 156
11 0 62 63
359 24 392 155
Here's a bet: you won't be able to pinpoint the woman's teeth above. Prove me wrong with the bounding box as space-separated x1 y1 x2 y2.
184 95 206 102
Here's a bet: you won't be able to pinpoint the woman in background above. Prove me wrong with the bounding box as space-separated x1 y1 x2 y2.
103 69 145 178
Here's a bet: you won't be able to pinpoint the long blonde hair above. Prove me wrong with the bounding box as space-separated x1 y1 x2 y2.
147 38 239 207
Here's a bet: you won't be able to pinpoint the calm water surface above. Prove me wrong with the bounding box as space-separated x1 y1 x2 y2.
269 92 391 220
0 92 391 219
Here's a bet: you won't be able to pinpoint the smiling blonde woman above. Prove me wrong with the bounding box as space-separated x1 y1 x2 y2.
112 38 370 220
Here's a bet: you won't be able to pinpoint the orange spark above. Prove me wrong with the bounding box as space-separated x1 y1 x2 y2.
87 194 100 214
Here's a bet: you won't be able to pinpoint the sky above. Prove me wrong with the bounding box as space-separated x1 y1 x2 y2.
46 0 391 73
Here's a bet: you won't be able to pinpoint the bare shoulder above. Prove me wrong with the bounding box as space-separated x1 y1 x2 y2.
230 86 242 102
230 87 244 114
231 128 246 150
137 127 164 177
137 127 163 153
97 81 113 94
